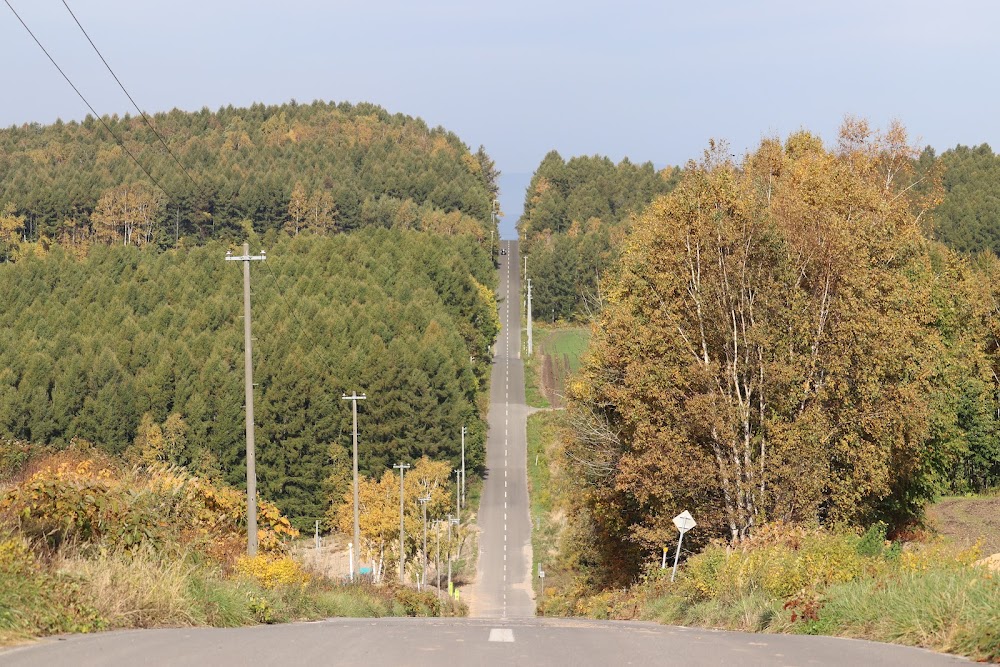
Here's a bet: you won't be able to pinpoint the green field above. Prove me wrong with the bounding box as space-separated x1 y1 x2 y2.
524 325 591 408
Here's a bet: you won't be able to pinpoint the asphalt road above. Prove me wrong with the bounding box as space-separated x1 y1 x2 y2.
0 617 968 666
467 239 535 618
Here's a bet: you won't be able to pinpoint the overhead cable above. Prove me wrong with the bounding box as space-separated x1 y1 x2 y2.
61 0 200 191
3 0 168 197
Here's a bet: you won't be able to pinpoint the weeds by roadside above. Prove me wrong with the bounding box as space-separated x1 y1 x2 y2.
554 523 998 663
0 442 464 646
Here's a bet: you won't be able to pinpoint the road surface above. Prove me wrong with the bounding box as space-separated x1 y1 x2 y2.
0 617 968 666
467 239 534 618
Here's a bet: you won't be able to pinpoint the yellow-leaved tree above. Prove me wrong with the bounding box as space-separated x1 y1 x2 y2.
0 203 26 261
329 457 453 582
565 120 948 583
91 183 162 246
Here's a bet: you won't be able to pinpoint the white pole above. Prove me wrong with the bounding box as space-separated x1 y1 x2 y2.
461 426 466 508
527 278 533 356
349 542 354 582
447 514 453 593
435 520 442 599
394 463 410 583
224 243 266 557
671 531 685 582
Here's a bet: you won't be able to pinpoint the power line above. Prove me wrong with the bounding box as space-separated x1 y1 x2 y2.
57 0 320 351
10 0 322 357
3 0 168 198
60 0 200 191
56 0 318 351
60 0 317 349
260 256 317 348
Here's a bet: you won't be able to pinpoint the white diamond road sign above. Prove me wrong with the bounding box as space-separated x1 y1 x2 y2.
672 510 696 534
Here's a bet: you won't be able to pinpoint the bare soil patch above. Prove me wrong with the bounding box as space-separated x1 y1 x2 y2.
927 496 1000 555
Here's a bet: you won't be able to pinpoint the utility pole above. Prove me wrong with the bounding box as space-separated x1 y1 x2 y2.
394 463 411 582
527 278 533 356
342 392 366 579
460 426 466 509
447 514 458 595
418 495 430 590
454 468 461 523
434 519 442 597
225 242 266 557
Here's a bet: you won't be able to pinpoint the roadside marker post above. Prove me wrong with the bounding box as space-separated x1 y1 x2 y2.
670 510 696 582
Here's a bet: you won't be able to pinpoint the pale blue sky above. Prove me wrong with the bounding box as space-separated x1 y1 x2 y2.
3 1 998 237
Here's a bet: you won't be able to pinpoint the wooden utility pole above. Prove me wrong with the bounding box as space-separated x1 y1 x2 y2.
394 463 411 582
433 519 442 597
454 468 461 523
225 242 266 556
342 392 366 579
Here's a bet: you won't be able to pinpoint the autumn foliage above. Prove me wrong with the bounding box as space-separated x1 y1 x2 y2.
565 121 998 575
0 445 297 563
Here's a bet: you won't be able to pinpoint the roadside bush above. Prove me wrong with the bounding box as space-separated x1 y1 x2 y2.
391 586 442 617
0 449 445 645
235 554 310 589
678 523 865 604
0 452 298 557
592 524 996 661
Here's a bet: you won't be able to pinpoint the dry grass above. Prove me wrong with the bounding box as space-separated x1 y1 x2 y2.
57 550 200 628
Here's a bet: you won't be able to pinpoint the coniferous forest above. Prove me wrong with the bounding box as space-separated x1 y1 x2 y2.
0 101 500 528
0 99 498 256
517 152 680 321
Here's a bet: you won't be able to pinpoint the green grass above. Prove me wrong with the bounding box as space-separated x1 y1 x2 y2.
808 569 999 660
0 542 461 647
640 568 1000 662
523 355 550 409
543 328 590 373
523 324 591 408
526 411 568 607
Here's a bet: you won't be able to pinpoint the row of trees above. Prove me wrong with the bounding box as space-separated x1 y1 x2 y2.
328 457 466 584
560 122 1000 588
0 100 499 257
0 230 498 527
517 152 680 320
517 143 1000 323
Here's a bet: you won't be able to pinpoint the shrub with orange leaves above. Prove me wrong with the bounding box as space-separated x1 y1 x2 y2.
0 452 298 558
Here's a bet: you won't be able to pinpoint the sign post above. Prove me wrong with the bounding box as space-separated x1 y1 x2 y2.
670 510 696 582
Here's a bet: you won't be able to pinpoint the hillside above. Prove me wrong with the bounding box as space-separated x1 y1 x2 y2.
517 152 679 321
0 230 497 526
0 100 498 257
919 143 1000 255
